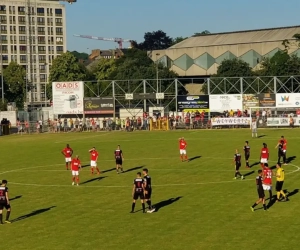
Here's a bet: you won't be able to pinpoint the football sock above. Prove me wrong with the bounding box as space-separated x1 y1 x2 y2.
269 191 272 199
277 157 281 164
0 214 2 223
251 203 257 208
6 211 10 221
147 200 152 209
277 192 281 200
235 172 237 177
280 190 286 198
131 203 135 212
263 204 267 210
142 203 145 212
283 155 286 163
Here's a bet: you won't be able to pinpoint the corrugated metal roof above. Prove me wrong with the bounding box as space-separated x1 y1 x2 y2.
170 26 300 49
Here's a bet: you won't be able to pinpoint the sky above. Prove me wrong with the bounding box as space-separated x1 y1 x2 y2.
65 0 300 53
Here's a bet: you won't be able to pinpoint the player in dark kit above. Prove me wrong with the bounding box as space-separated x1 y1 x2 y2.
114 145 124 174
243 141 250 168
250 170 267 211
143 168 155 213
131 172 145 213
0 180 11 224
233 149 244 180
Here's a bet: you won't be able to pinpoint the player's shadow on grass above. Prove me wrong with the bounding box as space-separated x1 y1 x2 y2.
287 156 296 163
10 195 22 201
81 176 106 185
154 196 182 212
11 206 56 223
285 188 299 198
123 165 145 173
270 165 276 170
249 162 260 168
102 168 115 173
258 135 266 138
244 171 254 177
81 164 90 168
188 156 201 162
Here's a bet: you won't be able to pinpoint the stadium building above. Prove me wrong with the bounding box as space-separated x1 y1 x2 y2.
151 26 300 77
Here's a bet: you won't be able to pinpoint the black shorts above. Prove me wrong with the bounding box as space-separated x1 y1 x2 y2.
144 188 152 199
257 189 265 199
0 203 10 210
245 154 250 161
235 162 241 170
276 181 284 192
115 159 122 165
133 192 144 200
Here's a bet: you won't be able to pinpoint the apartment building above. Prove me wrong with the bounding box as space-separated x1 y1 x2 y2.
0 0 67 106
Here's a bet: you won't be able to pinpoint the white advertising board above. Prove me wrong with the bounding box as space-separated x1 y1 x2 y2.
211 117 251 126
209 94 243 112
52 81 84 114
275 93 300 108
0 111 17 126
267 117 300 126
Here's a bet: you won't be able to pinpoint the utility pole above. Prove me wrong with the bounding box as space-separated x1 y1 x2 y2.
0 19 4 103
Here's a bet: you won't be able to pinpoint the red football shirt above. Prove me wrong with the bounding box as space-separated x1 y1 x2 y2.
279 139 287 150
263 167 272 185
261 148 269 158
71 158 81 171
90 150 99 161
179 140 187 150
63 147 73 158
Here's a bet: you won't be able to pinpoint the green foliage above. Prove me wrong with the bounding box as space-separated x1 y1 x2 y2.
2 61 26 108
172 36 188 46
136 30 173 50
192 30 211 37
47 52 91 99
0 99 7 111
215 58 253 77
69 50 89 60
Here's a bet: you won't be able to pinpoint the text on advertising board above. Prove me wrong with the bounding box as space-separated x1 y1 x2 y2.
55 82 80 90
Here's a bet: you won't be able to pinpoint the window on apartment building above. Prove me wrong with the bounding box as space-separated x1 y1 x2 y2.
1 45 7 51
55 18 62 23
0 16 6 21
1 35 7 41
18 16 25 22
47 17 53 23
38 27 45 32
19 26 26 32
11 55 17 61
48 46 54 51
48 37 54 43
9 6 15 12
10 26 16 32
55 9 62 15
56 37 63 43
20 45 27 52
0 5 6 11
56 27 63 33
37 17 44 23
39 55 46 61
18 7 25 12
38 36 45 42
1 25 7 31
19 36 26 41
38 46 46 51
37 8 44 13
56 46 64 52
2 55 8 60
40 64 46 70
20 55 26 61
10 45 17 52
40 74 46 80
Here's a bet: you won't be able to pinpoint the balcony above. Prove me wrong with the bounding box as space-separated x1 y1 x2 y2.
40 78 47 83
1 50 8 53
18 21 26 25
37 12 44 16
20 59 27 63
1 40 7 44
48 32 53 35
48 41 54 44
38 31 45 35
0 10 6 14
0 20 7 24
47 22 53 26
10 31 16 34
38 41 46 45
56 41 63 45
18 11 25 15
56 32 63 36
9 21 16 24
20 50 27 54
19 41 26 44
47 13 53 16
2 59 8 63
55 13 62 17
39 59 46 63
19 31 26 34
38 50 46 54
55 22 62 26
37 22 45 25
40 69 46 73
9 11 15 15
56 51 63 54
1 30 7 34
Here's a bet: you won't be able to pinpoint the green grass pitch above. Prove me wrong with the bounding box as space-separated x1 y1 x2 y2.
0 129 299 250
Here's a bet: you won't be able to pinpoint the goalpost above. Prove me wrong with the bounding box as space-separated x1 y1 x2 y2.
249 107 300 128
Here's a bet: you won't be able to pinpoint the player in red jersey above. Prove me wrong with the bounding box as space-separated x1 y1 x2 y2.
262 163 273 202
276 136 287 165
71 155 81 186
89 147 100 175
61 144 73 170
260 143 269 168
179 137 188 162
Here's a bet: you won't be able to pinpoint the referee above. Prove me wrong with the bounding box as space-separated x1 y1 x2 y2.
275 163 288 202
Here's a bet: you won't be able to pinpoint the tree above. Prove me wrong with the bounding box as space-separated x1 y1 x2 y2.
47 52 91 99
172 36 188 46
215 58 253 77
69 50 89 60
138 30 173 51
3 61 26 108
192 30 211 37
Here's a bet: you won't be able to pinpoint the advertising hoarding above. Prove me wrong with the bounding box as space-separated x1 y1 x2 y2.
209 94 243 112
275 93 300 108
84 97 114 114
177 95 209 112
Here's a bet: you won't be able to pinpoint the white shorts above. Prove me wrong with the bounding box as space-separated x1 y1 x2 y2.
90 160 97 167
72 170 79 176
180 149 186 155
65 157 71 163
282 150 286 153
260 158 268 163
263 184 272 191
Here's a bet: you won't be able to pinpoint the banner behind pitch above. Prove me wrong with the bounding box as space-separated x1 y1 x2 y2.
52 81 84 114
177 95 209 112
83 97 114 114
